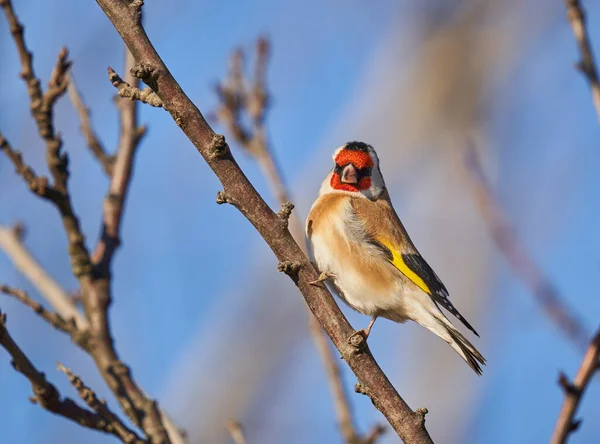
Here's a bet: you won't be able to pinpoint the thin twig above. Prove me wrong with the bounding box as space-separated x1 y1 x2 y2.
227 420 247 444
57 363 145 444
551 328 600 444
564 0 600 120
67 75 114 175
94 53 147 274
214 38 383 444
108 67 164 108
0 285 90 349
0 310 142 442
464 144 589 350
0 224 87 329
97 1 432 441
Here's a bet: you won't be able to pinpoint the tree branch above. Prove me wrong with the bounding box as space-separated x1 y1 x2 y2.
0 310 142 442
227 420 247 444
67 75 114 176
564 0 600 120
108 67 164 108
551 328 600 444
57 362 145 444
0 285 90 350
213 39 384 444
0 224 88 329
464 144 589 350
96 2 431 442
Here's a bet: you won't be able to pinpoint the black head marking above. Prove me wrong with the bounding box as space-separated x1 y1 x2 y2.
344 141 371 153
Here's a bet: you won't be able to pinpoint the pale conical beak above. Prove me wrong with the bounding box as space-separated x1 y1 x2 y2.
341 164 358 184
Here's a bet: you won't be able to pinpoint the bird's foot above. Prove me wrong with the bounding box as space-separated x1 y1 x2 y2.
309 271 336 286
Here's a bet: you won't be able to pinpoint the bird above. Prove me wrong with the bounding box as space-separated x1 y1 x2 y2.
305 141 486 374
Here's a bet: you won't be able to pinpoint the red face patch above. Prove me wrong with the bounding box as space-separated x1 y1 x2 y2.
334 149 374 170
330 171 372 192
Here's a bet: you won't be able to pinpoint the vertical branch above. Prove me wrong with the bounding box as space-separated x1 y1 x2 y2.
564 0 600 120
93 48 146 272
551 328 600 444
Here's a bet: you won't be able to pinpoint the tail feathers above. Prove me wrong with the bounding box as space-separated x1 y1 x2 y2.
444 323 486 375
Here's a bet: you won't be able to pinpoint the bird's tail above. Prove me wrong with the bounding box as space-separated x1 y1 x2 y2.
440 320 486 375
412 306 485 375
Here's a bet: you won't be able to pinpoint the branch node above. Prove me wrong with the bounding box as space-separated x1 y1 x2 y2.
108 67 163 108
415 407 429 425
216 190 230 205
277 260 301 282
347 331 367 351
130 63 154 81
558 372 579 396
277 201 294 225
208 133 229 159
354 382 368 396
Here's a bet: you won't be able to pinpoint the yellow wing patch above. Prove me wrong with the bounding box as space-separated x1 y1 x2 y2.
376 237 432 295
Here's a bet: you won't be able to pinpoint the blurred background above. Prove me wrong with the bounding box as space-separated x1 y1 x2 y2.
1 0 600 443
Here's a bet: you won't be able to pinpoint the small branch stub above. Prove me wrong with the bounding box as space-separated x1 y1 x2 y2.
215 190 230 205
277 201 294 226
208 133 229 159
130 62 159 91
277 260 301 282
108 67 163 108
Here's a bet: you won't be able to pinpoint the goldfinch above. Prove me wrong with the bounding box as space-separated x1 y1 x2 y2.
305 141 486 374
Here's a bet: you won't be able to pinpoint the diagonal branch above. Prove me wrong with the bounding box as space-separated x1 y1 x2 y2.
227 420 247 444
0 224 87 329
0 285 90 350
464 144 589 350
58 363 145 444
96 1 432 442
551 328 600 444
564 0 600 120
214 39 384 444
0 310 143 443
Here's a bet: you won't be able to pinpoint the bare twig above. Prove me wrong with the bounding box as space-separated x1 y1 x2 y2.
97 3 431 441
0 310 141 442
0 224 87 329
564 0 600 120
108 67 164 108
0 133 60 200
58 363 145 444
94 52 147 274
214 39 384 444
227 420 247 444
67 75 114 175
0 285 90 349
464 144 589 350
551 328 600 444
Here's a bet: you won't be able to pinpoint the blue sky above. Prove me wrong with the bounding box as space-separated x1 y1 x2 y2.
1 1 600 443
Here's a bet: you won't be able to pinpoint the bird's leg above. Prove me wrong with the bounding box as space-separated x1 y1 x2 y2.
309 271 336 286
348 316 378 348
362 315 378 338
